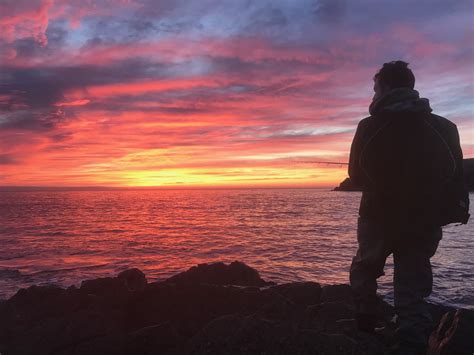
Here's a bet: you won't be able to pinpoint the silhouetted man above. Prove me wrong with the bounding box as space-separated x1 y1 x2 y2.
348 61 469 354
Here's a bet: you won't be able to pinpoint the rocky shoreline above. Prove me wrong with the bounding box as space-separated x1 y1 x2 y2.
0 261 472 354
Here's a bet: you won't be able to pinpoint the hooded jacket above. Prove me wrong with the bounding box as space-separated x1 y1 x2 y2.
349 88 469 226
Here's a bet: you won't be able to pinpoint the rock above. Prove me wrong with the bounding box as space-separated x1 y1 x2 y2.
320 284 353 304
181 313 374 354
164 261 273 287
269 281 322 307
118 268 147 292
80 277 128 297
304 301 355 333
56 332 127 355
124 322 186 355
256 293 297 322
125 282 279 335
177 313 294 354
334 177 362 191
0 262 472 355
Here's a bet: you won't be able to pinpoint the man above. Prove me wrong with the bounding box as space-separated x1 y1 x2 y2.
348 61 469 354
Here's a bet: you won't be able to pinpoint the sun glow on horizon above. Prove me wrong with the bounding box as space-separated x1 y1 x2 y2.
0 1 472 187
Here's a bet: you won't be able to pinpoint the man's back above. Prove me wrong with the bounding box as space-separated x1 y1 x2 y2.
348 60 469 354
349 101 468 226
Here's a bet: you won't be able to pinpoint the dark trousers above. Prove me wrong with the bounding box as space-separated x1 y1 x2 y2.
350 217 441 347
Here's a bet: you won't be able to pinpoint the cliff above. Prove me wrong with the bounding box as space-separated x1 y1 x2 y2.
0 261 472 354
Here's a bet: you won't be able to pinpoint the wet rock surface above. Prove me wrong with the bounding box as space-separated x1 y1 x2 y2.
0 261 472 354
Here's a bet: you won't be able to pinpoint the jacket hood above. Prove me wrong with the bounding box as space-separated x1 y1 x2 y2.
369 88 432 116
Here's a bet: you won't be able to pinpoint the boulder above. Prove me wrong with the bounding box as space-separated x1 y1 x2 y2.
320 284 353 304
125 282 279 335
164 261 273 287
304 301 355 333
180 313 374 354
118 268 147 292
269 281 322 307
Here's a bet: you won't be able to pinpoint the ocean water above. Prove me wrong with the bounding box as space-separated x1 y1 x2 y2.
0 189 472 309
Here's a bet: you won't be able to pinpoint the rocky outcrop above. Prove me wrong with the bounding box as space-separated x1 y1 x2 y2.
0 261 472 354
333 178 362 191
163 260 274 287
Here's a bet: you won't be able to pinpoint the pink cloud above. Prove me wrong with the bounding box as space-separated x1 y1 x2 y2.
0 0 52 45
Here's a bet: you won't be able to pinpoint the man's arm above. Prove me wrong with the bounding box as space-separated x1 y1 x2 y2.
348 119 368 187
448 123 465 185
437 117 470 224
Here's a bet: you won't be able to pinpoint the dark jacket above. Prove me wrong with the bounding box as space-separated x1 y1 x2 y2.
349 111 468 226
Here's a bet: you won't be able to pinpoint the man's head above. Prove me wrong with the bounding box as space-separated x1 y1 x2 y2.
373 61 415 99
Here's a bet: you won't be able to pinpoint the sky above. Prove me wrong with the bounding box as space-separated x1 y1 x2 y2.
0 0 473 188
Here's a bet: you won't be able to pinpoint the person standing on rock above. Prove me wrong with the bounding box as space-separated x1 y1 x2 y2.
348 61 469 354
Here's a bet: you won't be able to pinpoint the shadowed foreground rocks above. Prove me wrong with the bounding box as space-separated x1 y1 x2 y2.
0 261 472 354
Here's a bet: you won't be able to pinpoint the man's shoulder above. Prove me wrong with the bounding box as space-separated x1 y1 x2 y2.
357 116 372 129
429 113 458 132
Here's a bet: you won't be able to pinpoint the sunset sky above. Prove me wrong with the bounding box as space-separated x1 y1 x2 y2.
1 0 473 187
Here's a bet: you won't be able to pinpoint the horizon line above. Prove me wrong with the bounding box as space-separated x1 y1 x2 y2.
0 185 339 192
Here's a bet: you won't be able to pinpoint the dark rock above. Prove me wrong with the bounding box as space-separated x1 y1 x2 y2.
125 282 279 335
334 177 362 191
177 313 295 354
0 262 472 355
80 277 128 299
180 313 378 354
56 332 127 355
304 301 355 333
124 322 186 355
117 268 147 292
320 284 353 304
164 260 273 287
427 302 456 325
269 281 322 307
256 293 297 322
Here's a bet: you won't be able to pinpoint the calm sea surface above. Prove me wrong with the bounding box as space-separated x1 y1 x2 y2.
0 189 472 309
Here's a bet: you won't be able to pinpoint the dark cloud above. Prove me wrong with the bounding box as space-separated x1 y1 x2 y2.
313 0 346 22
0 154 17 165
0 58 175 130
45 21 69 48
244 5 288 34
0 109 63 131
85 17 158 43
1 68 65 109
49 132 73 142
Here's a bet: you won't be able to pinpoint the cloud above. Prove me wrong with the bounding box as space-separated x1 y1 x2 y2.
0 0 472 186
0 109 64 131
314 0 346 22
0 154 18 165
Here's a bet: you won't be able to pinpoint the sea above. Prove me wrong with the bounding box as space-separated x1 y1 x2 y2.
0 189 472 309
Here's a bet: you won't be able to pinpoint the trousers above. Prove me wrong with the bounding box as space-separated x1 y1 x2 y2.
350 217 442 347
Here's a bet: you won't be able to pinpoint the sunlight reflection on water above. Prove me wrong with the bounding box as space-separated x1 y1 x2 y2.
0 189 472 309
